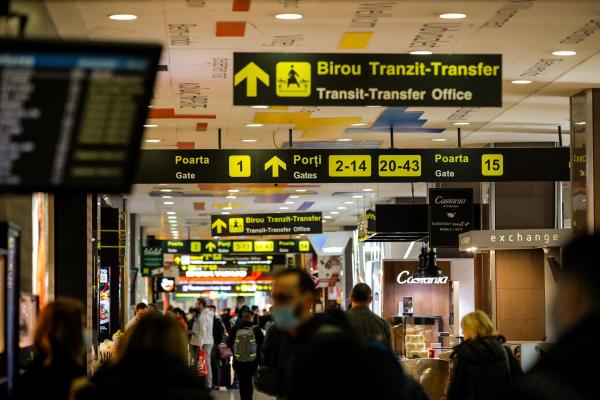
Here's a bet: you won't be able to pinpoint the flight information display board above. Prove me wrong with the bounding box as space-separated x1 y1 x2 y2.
0 39 161 192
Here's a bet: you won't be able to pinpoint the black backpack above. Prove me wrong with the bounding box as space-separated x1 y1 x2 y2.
213 316 225 343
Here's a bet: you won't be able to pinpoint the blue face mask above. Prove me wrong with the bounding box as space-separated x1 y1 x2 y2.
272 306 300 331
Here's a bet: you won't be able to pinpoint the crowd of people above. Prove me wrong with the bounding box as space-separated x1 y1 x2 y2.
9 233 600 400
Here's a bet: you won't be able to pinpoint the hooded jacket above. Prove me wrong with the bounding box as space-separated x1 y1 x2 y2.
447 336 522 400
191 308 214 347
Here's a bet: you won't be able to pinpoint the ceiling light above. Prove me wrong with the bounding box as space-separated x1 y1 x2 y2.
228 189 240 193
575 121 586 125
242 139 257 142
350 123 368 127
511 79 532 84
245 123 264 127
162 195 172 199
221 211 230 215
163 201 174 205
160 189 172 193
330 211 339 215
226 195 237 199
337 138 352 142
552 50 576 56
453 122 470 126
366 105 381 108
410 50 433 55
295 189 307 192
280 206 290 210
290 195 300 199
223 207 233 210
108 14 137 21
251 105 269 109
285 201 295 205
344 201 354 204
362 188 373 192
432 138 448 142
167 215 176 219
145 139 161 143
352 195 363 199
166 211 176 215
439 13 466 19
275 13 303 20
144 124 159 128
324 215 333 219
337 206 347 210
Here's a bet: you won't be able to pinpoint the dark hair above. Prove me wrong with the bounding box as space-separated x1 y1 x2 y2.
208 304 216 311
351 283 372 303
135 302 148 313
251 305 259 311
236 296 246 304
562 234 600 307
273 268 316 294
197 298 207 308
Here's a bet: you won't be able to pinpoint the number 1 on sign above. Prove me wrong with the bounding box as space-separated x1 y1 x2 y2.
229 155 251 177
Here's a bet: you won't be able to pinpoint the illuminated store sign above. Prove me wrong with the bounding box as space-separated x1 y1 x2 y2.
459 229 572 251
396 270 448 285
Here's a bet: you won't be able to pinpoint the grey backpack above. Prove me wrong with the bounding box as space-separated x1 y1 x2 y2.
234 326 258 362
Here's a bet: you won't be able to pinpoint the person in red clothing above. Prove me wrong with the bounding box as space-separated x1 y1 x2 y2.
172 307 189 331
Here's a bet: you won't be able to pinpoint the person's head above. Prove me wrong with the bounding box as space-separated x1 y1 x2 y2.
197 298 207 311
173 307 186 319
188 307 197 315
553 234 600 335
147 304 159 314
350 283 372 307
116 313 188 364
134 302 148 317
461 310 497 340
271 268 316 333
236 296 246 307
34 298 85 366
208 305 216 313
242 308 254 323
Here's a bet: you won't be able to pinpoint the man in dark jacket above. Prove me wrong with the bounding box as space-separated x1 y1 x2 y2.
513 234 600 400
256 325 293 398
346 283 391 347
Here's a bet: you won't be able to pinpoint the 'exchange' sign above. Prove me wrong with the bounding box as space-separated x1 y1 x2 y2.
233 53 502 107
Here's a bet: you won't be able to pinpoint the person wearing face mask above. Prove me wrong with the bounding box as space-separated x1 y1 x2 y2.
270 268 404 400
513 234 600 400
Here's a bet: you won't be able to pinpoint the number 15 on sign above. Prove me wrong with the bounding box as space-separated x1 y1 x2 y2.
482 154 503 176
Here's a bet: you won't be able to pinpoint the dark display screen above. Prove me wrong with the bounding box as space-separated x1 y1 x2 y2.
0 39 161 192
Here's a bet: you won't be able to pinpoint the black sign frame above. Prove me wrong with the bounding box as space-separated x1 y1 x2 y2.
429 188 474 248
210 212 323 237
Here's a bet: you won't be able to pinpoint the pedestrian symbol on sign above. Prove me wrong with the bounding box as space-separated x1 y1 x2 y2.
229 218 245 233
276 62 311 97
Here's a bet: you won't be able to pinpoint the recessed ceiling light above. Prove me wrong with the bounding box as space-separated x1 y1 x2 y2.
432 138 448 142
167 215 176 219
226 195 237 199
362 188 374 192
366 105 381 108
439 13 466 19
337 206 347 210
350 123 368 127
337 138 352 142
251 105 269 109
552 50 576 56
228 189 240 193
410 50 433 55
352 195 363 199
453 122 470 126
221 211 230 215
162 195 172 199
324 215 333 219
163 201 174 205
285 201 295 205
166 211 176 215
144 124 159 128
242 139 257 143
223 207 233 210
290 195 300 199
275 13 303 20
245 123 264 127
330 211 339 215
511 79 532 84
344 201 354 204
575 121 586 125
295 189 307 192
145 139 161 143
108 14 138 21
160 189 172 193
280 206 290 210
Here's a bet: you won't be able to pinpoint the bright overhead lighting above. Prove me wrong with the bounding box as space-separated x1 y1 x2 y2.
275 13 303 20
221 211 230 215
403 241 415 259
223 207 233 210
350 123 368 127
242 139 257 143
362 188 374 192
330 211 339 215
108 14 137 21
511 79 532 84
280 206 290 210
166 211 176 215
439 13 466 19
337 138 352 142
290 195 300 199
251 105 269 109
366 105 381 108
160 189 172 193
163 201 174 205
410 50 433 55
145 139 161 143
352 195 363 199
432 138 448 142
295 189 307 192
552 50 576 56
228 189 240 193
344 201 354 204
575 121 586 125
453 122 470 126
285 201 295 205
324 216 333 219
167 216 177 220
144 124 159 128
245 123 264 127
337 206 347 210
226 195 237 199
162 195 172 199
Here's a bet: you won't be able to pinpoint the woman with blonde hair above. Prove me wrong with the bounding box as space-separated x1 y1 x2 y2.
447 310 522 400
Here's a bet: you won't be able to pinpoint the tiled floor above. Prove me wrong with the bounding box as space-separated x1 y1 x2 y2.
211 389 274 400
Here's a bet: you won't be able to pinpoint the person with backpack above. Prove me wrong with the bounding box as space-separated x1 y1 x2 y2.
227 308 264 400
447 310 522 400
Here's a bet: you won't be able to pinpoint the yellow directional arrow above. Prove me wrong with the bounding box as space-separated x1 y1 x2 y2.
211 219 227 234
264 156 287 178
205 242 217 252
234 62 269 97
